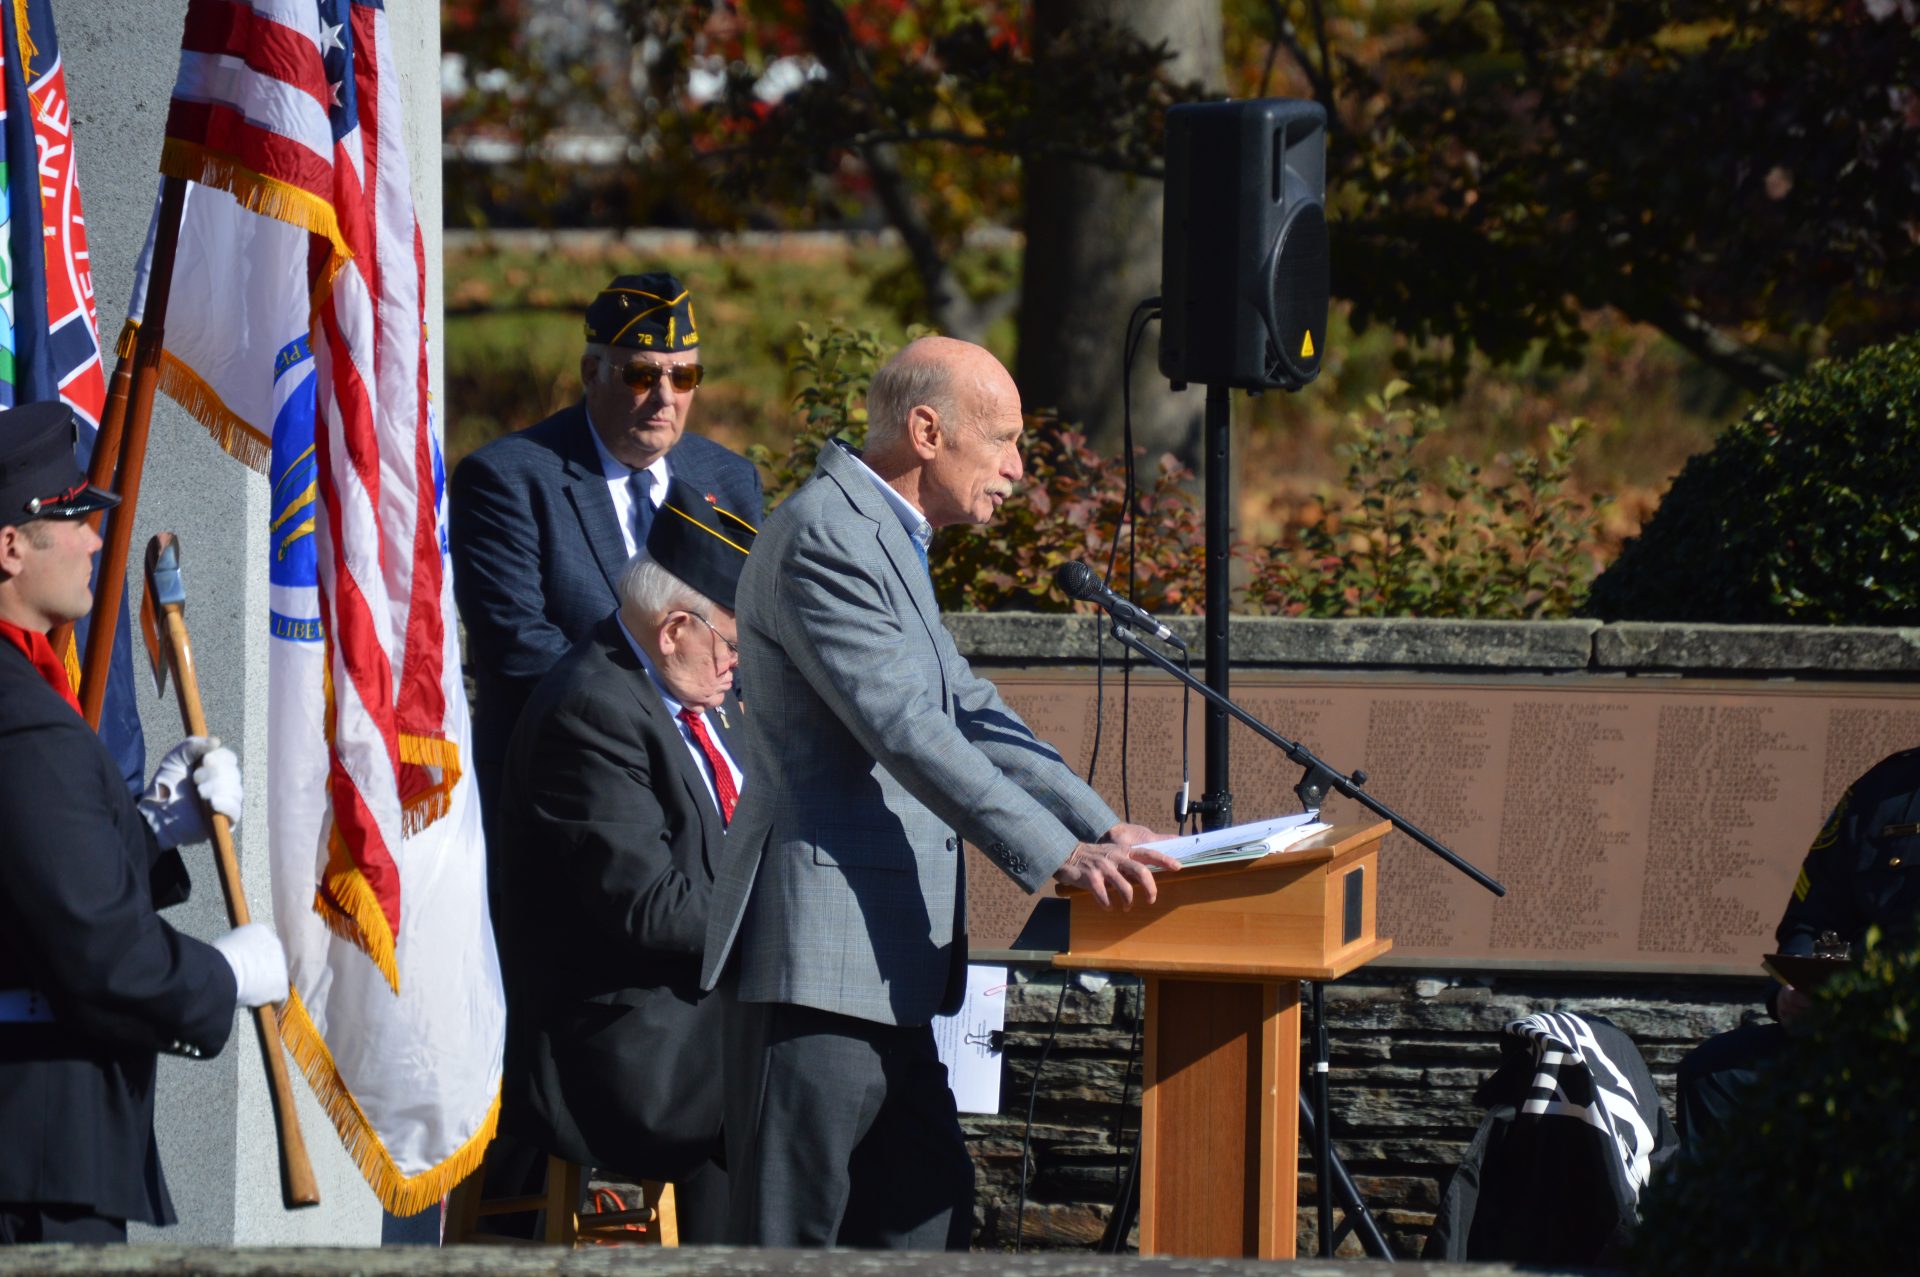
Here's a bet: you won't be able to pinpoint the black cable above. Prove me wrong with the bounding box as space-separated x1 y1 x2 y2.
1177 645 1194 834
1084 609 1106 784
1086 297 1161 812
1100 982 1146 1253
1095 301 1166 1250
1013 979 1070 1254
1105 298 1161 583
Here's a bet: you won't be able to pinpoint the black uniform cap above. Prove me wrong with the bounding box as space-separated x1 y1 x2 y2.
584 272 700 353
646 477 756 611
0 401 118 525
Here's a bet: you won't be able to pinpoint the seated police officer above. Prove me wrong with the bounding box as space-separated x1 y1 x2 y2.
0 401 288 1244
1675 746 1920 1151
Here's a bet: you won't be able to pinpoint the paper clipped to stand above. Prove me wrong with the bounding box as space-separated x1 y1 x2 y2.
934 965 1008 1114
1141 810 1331 869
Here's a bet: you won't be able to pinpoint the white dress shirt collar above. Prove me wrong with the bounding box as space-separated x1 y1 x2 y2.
835 438 932 555
585 407 669 557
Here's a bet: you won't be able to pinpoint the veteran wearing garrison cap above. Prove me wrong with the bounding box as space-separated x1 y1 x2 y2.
493 480 758 1243
0 403 286 1243
449 272 764 865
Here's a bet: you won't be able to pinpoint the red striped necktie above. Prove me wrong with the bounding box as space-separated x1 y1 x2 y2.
679 707 738 823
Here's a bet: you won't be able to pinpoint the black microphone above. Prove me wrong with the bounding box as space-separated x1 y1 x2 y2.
1054 561 1186 647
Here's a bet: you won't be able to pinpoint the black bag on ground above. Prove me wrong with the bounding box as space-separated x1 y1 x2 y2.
1425 1010 1678 1265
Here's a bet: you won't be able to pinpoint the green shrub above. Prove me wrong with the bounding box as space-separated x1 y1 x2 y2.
1244 383 1606 618
1586 334 1920 624
1633 928 1920 1276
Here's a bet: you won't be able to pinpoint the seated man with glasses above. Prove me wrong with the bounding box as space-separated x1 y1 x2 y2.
494 479 756 1243
450 272 763 868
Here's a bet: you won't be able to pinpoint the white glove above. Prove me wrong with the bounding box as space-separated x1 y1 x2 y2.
138 736 243 849
212 923 289 1009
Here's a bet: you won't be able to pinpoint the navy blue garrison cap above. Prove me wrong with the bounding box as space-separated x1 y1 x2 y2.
584 272 699 353
647 477 756 610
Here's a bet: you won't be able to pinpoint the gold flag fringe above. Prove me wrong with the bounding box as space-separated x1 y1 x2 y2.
398 731 460 772
11 0 34 79
318 825 401 993
156 351 272 472
160 139 352 264
398 732 462 834
399 787 451 836
278 987 501 1216
114 320 273 473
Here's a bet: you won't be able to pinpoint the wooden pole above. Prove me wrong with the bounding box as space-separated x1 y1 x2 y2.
145 533 321 1209
79 175 188 728
47 347 137 664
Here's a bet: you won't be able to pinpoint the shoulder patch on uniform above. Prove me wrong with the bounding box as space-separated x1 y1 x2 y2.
1809 790 1849 851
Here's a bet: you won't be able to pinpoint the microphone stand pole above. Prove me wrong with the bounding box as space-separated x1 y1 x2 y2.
1104 616 1506 1258
1201 383 1234 830
1109 620 1505 896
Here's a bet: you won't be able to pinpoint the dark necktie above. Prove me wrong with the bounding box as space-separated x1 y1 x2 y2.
629 468 656 551
680 708 738 824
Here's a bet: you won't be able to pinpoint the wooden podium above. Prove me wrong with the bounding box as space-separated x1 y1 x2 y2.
1053 820 1394 1260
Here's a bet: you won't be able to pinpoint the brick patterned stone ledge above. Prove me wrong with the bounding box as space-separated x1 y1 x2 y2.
0 1245 1605 1276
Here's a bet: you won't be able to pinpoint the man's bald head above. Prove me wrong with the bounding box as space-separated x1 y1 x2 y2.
865 337 1017 452
863 336 1025 528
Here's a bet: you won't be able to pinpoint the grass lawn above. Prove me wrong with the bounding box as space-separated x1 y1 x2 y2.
445 232 1744 550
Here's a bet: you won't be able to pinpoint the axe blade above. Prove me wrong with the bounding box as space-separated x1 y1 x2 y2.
143 534 185 694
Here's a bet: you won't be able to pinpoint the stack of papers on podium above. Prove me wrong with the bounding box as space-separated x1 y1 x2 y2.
1142 810 1330 869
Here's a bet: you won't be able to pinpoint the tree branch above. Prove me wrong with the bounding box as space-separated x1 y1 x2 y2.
801 0 1006 341
1627 296 1792 393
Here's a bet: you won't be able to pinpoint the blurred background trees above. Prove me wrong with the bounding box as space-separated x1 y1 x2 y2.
439 0 1920 619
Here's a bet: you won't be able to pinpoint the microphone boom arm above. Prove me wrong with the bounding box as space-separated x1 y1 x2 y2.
1106 620 1506 897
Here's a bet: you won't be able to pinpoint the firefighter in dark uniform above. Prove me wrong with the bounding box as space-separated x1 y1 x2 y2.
0 402 290 1244
1676 746 1920 1150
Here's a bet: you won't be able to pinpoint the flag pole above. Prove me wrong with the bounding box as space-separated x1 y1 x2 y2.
46 327 138 666
78 175 187 728
146 533 321 1209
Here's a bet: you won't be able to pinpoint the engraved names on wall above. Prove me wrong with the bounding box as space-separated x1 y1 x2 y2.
969 670 1920 973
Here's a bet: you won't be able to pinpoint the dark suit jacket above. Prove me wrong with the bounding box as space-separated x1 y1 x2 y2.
0 644 237 1225
448 402 763 836
495 614 740 1179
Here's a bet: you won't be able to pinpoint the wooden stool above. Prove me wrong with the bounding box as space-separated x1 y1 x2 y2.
445 1153 677 1247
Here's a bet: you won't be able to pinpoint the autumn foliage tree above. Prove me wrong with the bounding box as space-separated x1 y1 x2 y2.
444 1 1919 406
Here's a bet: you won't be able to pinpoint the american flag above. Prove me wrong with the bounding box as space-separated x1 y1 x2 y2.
134 0 503 1214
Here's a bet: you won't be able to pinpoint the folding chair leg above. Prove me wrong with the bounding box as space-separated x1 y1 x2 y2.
546 1157 583 1246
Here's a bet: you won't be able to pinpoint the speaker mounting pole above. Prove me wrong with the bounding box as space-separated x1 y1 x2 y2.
1200 382 1234 831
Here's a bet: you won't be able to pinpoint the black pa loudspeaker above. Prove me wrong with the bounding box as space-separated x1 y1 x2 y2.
1159 98 1329 392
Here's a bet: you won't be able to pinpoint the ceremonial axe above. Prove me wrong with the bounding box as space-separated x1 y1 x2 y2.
144 533 321 1209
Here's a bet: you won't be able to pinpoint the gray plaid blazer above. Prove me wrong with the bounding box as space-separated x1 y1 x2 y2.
701 440 1117 1026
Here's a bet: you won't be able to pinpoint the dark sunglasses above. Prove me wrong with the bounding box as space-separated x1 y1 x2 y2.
615 361 705 393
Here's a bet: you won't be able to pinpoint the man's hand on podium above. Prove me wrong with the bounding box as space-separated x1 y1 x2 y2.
1053 824 1182 910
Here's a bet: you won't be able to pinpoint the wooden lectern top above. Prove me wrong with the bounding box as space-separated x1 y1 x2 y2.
1055 820 1395 981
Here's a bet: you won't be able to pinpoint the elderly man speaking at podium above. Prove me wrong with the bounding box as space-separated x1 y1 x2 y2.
702 335 1179 1250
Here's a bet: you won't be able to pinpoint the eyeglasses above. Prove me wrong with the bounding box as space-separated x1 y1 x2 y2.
685 610 739 659
613 361 705 393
